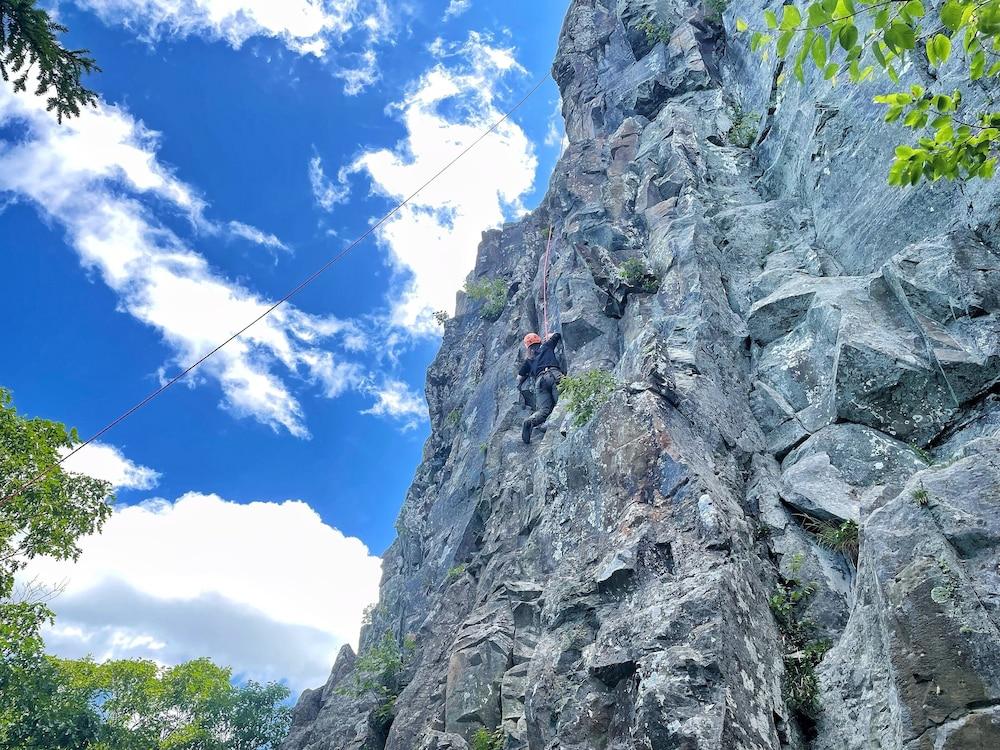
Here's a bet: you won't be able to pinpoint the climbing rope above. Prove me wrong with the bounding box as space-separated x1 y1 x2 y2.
542 226 554 336
0 74 551 507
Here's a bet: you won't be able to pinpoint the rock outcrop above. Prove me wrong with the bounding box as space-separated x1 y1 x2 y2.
281 1 1000 748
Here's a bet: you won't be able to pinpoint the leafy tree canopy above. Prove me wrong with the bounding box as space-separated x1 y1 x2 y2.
738 0 1000 185
0 386 114 746
3 656 292 750
0 0 99 121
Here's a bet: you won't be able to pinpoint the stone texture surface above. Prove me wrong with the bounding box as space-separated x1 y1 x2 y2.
281 1 1000 748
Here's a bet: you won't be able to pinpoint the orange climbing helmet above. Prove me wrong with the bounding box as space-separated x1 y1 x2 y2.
523 332 542 348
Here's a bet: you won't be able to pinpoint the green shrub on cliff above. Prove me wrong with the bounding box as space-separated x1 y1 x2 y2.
464 277 508 321
472 728 504 750
559 370 618 427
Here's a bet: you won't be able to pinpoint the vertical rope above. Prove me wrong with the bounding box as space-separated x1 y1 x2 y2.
542 226 554 336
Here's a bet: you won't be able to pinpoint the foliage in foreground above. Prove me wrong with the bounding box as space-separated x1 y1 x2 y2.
558 369 618 427
464 277 508 321
0 385 114 707
0 388 289 749
0 0 100 121
739 0 1000 185
2 655 291 749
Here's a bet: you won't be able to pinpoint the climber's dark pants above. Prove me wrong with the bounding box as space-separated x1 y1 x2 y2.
519 378 536 410
527 370 561 427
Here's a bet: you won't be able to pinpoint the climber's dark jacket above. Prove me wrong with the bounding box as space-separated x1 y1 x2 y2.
518 332 563 380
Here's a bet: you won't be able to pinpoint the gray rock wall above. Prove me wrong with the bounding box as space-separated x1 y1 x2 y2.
281 1 1000 748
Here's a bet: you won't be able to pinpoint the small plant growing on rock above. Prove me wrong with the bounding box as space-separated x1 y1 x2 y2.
727 103 760 148
912 485 930 506
338 630 415 722
814 520 859 559
705 0 728 23
784 638 832 716
770 574 831 721
635 17 674 46
797 515 859 563
472 728 504 750
559 369 618 427
464 277 508 321
447 563 467 581
617 257 660 293
433 310 450 326
445 409 461 428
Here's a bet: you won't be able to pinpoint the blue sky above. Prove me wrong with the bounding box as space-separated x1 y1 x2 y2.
4 0 566 692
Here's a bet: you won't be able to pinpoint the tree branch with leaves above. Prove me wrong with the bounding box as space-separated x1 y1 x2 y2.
0 0 99 121
738 0 1000 184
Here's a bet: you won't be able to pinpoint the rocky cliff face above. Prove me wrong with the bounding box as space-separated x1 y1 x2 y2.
281 1 1000 748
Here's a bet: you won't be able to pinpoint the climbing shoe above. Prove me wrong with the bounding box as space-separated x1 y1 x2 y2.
521 419 533 444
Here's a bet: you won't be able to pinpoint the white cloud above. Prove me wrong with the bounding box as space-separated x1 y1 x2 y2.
545 97 567 151
362 378 426 430
73 0 395 94
226 220 288 251
0 83 361 438
21 492 382 692
335 47 382 95
443 0 472 20
59 442 161 491
342 32 537 333
309 154 350 210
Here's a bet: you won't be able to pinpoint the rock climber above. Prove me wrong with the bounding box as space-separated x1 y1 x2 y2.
517 331 564 444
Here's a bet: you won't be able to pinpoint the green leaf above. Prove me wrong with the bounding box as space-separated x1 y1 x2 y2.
780 4 802 30
839 24 858 50
824 62 839 79
903 0 925 17
926 33 952 67
811 34 828 68
971 49 985 79
872 41 887 67
765 9 779 28
737 18 749 32
940 1 964 31
807 3 830 26
886 22 916 51
777 29 795 56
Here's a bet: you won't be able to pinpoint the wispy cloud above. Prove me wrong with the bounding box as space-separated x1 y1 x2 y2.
226 220 288 251
309 154 351 211
443 0 472 20
59 442 161 491
21 492 381 692
0 82 361 438
545 97 567 151
361 378 426 430
73 0 398 95
332 31 537 334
